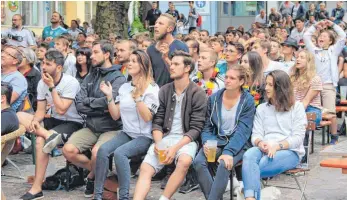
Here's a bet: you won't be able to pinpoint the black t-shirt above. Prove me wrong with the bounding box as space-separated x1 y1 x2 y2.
145 9 162 26
147 40 189 87
1 107 19 136
24 68 41 111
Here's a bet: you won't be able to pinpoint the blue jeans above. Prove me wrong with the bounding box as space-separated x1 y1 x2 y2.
193 147 245 200
242 147 299 200
306 105 322 126
94 131 152 200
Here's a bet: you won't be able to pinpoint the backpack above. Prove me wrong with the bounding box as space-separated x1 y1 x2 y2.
197 14 202 27
42 165 86 191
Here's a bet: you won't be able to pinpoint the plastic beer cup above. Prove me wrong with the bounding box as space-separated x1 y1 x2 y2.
206 140 218 162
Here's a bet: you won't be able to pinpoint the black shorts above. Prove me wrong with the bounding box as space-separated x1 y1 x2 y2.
43 118 83 136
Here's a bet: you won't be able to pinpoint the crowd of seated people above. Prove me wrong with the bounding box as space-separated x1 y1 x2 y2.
1 4 347 199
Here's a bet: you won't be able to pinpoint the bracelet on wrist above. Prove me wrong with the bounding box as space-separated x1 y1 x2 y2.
107 97 113 104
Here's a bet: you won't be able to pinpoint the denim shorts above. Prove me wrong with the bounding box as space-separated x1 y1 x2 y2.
306 105 322 126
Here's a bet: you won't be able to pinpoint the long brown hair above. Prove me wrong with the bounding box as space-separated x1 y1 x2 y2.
131 49 154 85
267 70 295 112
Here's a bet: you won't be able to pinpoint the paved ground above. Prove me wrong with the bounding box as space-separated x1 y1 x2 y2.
2 132 347 200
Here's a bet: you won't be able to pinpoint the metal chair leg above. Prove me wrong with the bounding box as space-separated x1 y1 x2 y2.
30 134 36 165
230 168 234 200
5 158 25 179
310 130 314 154
322 126 326 145
293 176 308 200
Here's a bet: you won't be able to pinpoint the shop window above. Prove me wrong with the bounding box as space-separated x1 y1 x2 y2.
231 1 265 16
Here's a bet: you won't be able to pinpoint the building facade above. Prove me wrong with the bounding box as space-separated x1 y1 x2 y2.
1 1 346 37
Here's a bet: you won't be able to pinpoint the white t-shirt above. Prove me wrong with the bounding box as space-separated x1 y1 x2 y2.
68 28 82 40
63 53 77 77
169 92 185 136
290 27 306 44
264 60 289 76
115 82 160 139
255 15 266 25
37 74 83 124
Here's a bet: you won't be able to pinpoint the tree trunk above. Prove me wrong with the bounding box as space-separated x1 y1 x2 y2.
94 1 130 39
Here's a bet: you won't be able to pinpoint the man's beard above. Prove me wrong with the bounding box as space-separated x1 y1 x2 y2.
92 59 105 68
12 24 18 29
156 32 168 41
51 19 59 24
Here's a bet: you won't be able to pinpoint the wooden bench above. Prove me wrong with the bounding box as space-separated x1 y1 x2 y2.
320 158 347 174
336 106 347 113
320 140 347 174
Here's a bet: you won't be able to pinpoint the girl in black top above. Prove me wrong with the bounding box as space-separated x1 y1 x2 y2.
75 47 91 84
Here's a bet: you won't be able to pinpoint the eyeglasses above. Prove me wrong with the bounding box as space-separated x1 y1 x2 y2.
1 49 18 60
224 49 237 53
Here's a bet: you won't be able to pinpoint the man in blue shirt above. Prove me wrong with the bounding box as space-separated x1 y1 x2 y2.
42 11 67 47
1 45 27 112
330 1 345 25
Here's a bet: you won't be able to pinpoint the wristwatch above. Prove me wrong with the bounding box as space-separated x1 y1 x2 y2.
279 143 284 150
135 96 143 103
49 86 55 92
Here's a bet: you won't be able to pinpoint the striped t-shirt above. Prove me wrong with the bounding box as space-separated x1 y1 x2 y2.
293 75 323 108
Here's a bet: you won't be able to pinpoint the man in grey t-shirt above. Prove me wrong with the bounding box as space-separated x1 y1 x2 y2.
1 14 36 48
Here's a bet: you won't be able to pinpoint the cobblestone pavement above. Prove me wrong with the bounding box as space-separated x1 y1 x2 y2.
2 133 347 200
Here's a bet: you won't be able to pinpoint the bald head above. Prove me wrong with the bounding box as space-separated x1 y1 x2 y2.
12 14 23 28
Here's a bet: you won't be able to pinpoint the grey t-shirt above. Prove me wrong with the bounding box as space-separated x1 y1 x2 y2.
169 92 185 135
1 28 36 47
221 97 240 135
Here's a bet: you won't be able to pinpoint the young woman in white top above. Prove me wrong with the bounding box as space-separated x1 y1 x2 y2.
242 70 307 200
303 19 346 144
93 50 160 200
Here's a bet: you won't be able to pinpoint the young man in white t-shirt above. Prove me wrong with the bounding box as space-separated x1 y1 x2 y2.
17 49 83 200
54 35 77 77
252 40 288 75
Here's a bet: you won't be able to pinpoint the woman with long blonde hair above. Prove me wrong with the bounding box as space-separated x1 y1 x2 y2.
290 49 323 126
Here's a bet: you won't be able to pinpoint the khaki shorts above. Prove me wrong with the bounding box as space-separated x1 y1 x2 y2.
143 135 198 174
321 84 336 114
66 128 119 153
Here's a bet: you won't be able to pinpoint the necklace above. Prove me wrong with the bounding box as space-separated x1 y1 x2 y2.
196 67 219 96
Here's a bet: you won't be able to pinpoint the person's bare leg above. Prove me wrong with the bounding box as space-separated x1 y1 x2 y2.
28 136 49 194
62 144 92 171
162 155 192 199
1 191 6 200
133 163 156 200
16 112 54 139
87 145 100 179
246 198 256 200
17 112 34 131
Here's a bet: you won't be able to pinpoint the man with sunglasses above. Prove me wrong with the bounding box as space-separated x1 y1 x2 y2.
1 14 36 48
1 45 28 112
